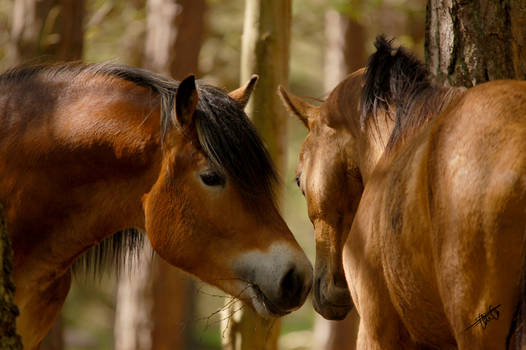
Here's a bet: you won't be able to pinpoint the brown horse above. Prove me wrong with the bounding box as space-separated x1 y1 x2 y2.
280 36 526 349
0 63 313 349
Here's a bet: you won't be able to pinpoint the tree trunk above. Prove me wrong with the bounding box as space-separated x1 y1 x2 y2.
114 246 155 350
143 0 206 78
425 0 526 87
8 0 85 65
114 1 205 349
220 1 291 349
313 310 359 350
239 0 291 178
0 204 22 349
324 4 366 92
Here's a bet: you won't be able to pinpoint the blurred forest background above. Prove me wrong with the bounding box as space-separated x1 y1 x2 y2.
0 0 425 349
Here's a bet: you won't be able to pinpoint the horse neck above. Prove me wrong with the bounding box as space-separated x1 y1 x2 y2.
357 86 465 184
353 109 395 184
1 76 164 274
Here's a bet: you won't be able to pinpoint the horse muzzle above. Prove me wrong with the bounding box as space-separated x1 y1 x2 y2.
312 273 353 320
233 242 313 318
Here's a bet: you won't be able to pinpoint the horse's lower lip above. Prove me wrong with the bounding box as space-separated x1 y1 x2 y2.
251 285 289 317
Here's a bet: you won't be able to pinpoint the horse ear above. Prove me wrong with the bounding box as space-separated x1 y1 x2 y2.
278 86 319 129
175 75 199 128
228 75 258 109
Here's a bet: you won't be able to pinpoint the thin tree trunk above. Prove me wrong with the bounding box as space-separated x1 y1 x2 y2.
114 1 205 349
119 0 147 67
313 310 359 350
0 204 22 349
239 0 291 178
221 1 291 349
425 0 526 87
8 0 85 65
114 246 155 350
324 5 365 92
143 0 206 78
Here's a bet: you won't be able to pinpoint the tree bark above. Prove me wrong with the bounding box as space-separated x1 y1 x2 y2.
0 204 22 350
8 0 85 65
426 0 526 87
114 1 205 349
143 0 206 78
220 1 291 349
324 4 366 92
239 0 291 178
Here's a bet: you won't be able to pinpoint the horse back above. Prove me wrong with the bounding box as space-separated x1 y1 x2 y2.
0 75 161 260
424 80 526 347
355 80 526 348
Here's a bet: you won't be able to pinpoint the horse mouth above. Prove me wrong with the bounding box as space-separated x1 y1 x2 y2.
250 284 289 317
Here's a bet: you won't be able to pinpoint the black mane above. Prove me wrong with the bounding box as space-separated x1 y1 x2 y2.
1 63 278 276
361 36 438 151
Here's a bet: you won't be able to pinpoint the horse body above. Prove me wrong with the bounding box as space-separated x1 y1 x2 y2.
281 37 526 349
348 80 526 349
0 64 313 348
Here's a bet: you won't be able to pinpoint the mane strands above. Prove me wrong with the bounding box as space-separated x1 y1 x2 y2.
361 35 445 152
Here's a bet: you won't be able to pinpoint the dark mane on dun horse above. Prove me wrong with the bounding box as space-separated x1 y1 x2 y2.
361 36 462 153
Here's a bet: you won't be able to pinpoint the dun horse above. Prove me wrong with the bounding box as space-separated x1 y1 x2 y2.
0 63 313 348
280 37 526 349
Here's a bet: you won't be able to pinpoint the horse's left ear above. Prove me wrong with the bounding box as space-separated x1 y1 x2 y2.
278 86 320 129
228 75 258 109
175 75 199 128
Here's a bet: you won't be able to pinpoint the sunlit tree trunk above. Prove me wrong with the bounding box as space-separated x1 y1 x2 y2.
220 1 291 349
324 3 365 92
426 0 526 87
143 0 206 77
0 204 22 349
119 0 147 67
313 311 359 350
114 1 206 349
8 0 85 64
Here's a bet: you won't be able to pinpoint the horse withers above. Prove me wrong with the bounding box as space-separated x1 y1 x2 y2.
0 63 312 349
280 36 526 349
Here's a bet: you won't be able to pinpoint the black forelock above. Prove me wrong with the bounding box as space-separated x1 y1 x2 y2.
194 84 278 205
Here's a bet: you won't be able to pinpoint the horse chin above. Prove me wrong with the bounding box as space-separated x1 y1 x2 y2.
313 277 353 320
244 284 291 318
313 297 353 320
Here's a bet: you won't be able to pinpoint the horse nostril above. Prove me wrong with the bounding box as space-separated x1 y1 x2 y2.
279 267 303 308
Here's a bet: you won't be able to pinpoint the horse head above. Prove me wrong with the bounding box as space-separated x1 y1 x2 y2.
143 75 312 317
279 73 370 319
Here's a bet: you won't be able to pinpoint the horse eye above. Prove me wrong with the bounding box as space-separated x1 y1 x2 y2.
295 174 301 187
200 171 225 187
